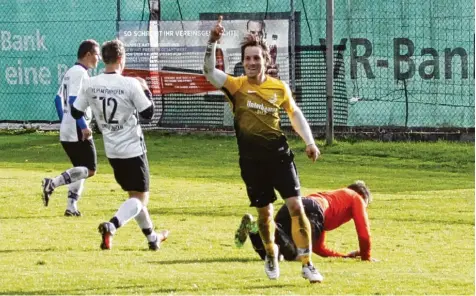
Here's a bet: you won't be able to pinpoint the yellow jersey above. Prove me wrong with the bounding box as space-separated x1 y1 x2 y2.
222 75 295 158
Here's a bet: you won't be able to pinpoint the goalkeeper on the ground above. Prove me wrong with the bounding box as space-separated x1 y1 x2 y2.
235 180 377 262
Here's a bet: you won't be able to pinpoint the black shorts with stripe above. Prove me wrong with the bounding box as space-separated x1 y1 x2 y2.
61 139 97 171
239 149 301 208
108 153 150 192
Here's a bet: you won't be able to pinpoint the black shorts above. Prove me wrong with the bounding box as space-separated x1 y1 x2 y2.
108 154 150 192
275 197 325 242
250 198 324 261
239 150 301 208
61 139 97 171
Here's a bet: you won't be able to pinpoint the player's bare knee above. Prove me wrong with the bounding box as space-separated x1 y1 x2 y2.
88 169 96 177
285 196 304 216
257 215 272 229
287 206 303 217
257 204 273 219
128 191 149 205
257 206 273 226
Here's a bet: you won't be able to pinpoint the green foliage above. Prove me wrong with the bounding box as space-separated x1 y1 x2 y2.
0 133 473 294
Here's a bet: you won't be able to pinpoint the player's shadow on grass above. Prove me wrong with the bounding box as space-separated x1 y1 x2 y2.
150 282 295 294
0 285 145 295
372 216 473 225
0 215 57 220
0 248 60 253
148 257 262 265
150 206 247 217
233 283 297 290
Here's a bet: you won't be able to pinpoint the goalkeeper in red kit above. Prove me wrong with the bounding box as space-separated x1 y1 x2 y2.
235 180 378 261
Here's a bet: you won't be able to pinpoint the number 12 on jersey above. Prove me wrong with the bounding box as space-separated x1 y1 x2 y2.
94 96 118 124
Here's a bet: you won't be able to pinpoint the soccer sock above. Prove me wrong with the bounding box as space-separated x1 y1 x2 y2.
250 220 259 234
110 198 143 229
258 215 277 257
291 212 312 265
135 207 157 242
67 180 85 211
249 232 267 260
276 227 298 261
51 167 88 189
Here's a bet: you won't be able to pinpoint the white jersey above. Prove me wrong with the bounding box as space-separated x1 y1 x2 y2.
57 64 92 142
73 73 152 159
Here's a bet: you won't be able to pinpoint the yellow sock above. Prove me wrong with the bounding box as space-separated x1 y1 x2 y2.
291 213 312 265
258 216 276 256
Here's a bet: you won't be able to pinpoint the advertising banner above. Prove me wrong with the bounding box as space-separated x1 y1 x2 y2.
118 18 290 95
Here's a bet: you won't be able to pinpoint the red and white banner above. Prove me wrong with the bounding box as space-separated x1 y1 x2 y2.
122 68 217 95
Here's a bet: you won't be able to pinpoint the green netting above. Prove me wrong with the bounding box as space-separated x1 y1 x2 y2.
0 0 473 128
339 0 475 127
0 1 115 122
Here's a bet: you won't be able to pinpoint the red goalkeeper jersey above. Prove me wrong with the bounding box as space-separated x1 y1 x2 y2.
307 188 371 260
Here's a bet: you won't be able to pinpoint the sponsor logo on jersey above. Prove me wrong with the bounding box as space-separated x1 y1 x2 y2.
246 100 278 114
91 88 125 95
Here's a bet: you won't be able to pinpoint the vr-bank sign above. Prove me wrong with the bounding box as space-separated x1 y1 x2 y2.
0 30 471 83
334 37 470 81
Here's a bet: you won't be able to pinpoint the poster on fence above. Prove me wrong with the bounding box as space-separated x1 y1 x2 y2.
117 16 290 95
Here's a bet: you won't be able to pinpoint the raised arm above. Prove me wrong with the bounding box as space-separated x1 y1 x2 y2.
203 16 227 88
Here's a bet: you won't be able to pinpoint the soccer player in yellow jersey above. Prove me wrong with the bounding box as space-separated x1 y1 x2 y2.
203 17 323 283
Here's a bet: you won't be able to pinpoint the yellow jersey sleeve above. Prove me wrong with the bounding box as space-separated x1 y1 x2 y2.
222 75 245 98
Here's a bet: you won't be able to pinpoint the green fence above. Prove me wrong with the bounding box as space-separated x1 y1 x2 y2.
0 0 473 128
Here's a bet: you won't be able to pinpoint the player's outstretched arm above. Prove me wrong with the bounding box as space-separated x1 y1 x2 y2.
351 196 374 261
282 85 320 162
289 108 320 162
203 16 227 88
313 231 347 257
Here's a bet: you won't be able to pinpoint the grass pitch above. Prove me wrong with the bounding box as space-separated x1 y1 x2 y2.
0 131 473 295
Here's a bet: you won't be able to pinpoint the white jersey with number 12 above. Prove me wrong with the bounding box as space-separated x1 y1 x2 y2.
74 73 152 159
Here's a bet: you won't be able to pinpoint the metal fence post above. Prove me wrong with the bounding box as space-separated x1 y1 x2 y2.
290 0 296 93
326 0 334 145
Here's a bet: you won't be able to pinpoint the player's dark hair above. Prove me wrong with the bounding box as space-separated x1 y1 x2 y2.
77 39 99 59
240 33 271 65
348 180 372 205
101 39 125 64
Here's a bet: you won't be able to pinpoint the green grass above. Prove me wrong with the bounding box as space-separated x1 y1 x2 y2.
0 131 474 295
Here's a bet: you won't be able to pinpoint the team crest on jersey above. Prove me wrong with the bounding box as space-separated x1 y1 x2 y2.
268 93 278 104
